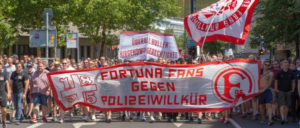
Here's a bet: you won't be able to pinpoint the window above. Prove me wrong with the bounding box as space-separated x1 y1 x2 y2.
80 46 84 58
86 46 91 57
61 47 65 58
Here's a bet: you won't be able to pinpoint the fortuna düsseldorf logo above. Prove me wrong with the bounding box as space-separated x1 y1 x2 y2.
212 67 254 103
190 0 252 32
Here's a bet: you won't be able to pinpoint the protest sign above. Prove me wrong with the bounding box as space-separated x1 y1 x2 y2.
48 59 260 112
118 31 180 61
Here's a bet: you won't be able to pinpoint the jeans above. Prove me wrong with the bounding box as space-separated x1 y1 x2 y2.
12 92 23 120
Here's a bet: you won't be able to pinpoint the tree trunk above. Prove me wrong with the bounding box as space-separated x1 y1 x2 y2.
99 29 107 57
100 40 105 58
8 45 12 56
36 15 41 57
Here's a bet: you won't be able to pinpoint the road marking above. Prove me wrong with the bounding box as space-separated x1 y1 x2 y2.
228 118 242 128
27 123 43 128
73 122 97 128
173 123 183 127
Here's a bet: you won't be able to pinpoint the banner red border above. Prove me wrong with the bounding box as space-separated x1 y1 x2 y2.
47 58 261 112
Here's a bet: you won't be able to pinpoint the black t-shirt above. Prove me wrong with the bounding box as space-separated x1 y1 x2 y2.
0 72 8 97
10 71 29 94
276 70 295 92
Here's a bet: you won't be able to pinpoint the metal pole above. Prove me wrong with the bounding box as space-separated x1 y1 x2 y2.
54 45 56 58
54 31 56 58
201 1 229 52
77 35 80 62
190 0 201 57
183 0 186 55
190 0 196 13
46 12 49 61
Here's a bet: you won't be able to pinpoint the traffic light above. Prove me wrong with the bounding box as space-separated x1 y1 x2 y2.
259 49 264 55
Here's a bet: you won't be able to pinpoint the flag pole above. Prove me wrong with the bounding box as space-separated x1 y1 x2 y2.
200 1 229 53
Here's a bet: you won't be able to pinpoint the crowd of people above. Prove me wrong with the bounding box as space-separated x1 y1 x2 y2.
0 53 298 128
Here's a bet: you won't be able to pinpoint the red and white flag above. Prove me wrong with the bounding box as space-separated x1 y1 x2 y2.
184 0 259 47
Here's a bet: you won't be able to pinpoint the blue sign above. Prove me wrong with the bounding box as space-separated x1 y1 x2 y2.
30 30 57 48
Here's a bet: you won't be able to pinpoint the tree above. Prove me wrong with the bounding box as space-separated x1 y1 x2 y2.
71 0 179 57
0 11 18 53
1 0 74 56
203 41 227 55
250 0 300 58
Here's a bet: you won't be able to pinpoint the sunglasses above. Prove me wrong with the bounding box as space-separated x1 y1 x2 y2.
264 64 270 66
62 63 67 65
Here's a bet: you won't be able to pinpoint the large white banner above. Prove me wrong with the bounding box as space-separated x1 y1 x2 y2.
184 0 259 47
118 31 180 61
48 59 260 112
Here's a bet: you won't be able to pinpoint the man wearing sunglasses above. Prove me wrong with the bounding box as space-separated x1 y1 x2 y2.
258 60 274 126
58 59 75 123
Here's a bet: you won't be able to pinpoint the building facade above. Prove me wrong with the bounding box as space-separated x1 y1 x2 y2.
151 18 184 36
3 35 116 60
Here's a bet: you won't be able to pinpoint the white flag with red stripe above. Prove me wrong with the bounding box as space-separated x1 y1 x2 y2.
184 0 259 47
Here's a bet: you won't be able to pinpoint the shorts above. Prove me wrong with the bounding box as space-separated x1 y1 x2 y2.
278 91 292 106
258 89 273 104
32 93 48 106
0 96 7 107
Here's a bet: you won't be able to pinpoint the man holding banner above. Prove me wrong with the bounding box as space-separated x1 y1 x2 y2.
258 60 274 126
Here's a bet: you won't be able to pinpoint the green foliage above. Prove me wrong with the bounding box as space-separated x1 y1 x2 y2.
0 23 18 49
1 0 179 56
250 0 300 55
203 41 227 55
164 28 184 50
1 0 73 47
71 0 179 56
175 34 184 50
0 6 18 49
148 27 161 33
